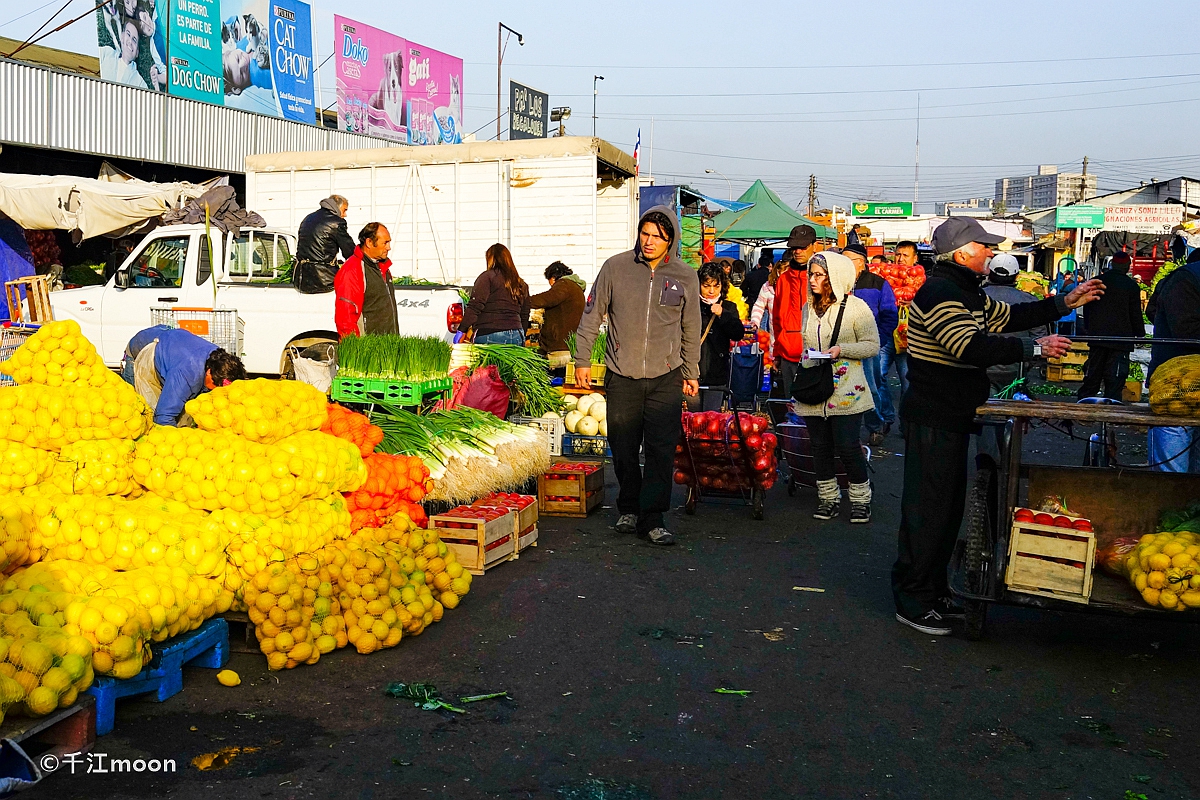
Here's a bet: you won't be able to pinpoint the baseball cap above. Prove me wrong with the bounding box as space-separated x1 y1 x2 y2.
842 242 868 260
786 225 817 250
932 217 1005 255
989 252 1020 278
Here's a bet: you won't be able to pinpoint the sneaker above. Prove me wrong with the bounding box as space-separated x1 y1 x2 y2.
849 502 871 524
812 498 841 520
644 528 675 546
615 514 638 534
895 609 952 636
936 596 965 618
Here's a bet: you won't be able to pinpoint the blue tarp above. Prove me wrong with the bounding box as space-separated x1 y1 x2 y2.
0 237 35 323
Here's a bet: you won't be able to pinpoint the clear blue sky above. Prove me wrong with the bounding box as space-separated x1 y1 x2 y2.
9 0 1200 211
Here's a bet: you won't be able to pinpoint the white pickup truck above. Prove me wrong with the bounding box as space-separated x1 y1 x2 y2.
48 225 465 375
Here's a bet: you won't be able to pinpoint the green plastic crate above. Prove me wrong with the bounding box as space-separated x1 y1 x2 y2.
331 375 452 405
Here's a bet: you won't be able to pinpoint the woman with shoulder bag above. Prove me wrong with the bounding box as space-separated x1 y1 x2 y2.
792 252 880 523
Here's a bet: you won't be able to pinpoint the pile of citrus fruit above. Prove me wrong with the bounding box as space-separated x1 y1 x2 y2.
1124 530 1200 610
0 324 473 721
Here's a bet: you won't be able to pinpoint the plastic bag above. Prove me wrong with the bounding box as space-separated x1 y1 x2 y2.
1095 536 1139 577
1149 355 1200 416
453 365 510 419
290 343 337 394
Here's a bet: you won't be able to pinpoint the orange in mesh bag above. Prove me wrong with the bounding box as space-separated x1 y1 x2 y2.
1149 355 1200 416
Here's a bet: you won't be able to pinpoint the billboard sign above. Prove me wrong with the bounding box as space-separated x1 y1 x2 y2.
1102 204 1184 235
333 18 463 144
852 201 913 218
1055 205 1106 229
268 0 315 123
400 40 463 145
334 15 407 141
509 80 548 140
168 0 223 102
96 0 169 92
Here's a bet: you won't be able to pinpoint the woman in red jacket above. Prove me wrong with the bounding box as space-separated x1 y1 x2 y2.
461 244 530 344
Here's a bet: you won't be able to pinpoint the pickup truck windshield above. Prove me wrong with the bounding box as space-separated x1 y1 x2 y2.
132 236 188 288
227 232 292 282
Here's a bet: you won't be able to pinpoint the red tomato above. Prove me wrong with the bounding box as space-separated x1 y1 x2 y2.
1071 519 1093 532
1034 513 1054 526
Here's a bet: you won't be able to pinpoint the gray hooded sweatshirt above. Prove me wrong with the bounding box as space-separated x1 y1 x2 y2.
575 205 702 381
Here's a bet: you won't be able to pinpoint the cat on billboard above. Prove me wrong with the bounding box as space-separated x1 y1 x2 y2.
96 0 167 92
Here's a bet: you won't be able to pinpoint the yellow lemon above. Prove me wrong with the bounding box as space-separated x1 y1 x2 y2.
216 669 241 687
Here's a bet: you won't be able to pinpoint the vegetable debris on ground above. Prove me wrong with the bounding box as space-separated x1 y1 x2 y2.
337 335 452 382
450 343 565 416
384 682 466 713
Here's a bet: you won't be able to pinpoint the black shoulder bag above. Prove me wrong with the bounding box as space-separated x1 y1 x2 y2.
791 297 847 405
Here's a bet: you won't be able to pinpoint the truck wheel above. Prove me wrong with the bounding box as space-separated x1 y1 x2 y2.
280 337 338 379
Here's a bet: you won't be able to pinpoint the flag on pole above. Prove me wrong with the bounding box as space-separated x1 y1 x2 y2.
633 128 641 176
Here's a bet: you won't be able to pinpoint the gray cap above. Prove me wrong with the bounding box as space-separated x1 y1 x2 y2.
932 217 1005 255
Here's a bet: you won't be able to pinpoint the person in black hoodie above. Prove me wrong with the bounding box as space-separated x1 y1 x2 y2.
294 195 356 294
691 262 746 409
1078 251 1146 400
741 251 772 310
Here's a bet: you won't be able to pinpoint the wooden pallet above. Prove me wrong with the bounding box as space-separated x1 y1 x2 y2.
0 695 96 762
4 275 53 324
86 618 229 736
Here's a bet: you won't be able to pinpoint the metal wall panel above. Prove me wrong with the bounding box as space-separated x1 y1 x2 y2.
0 60 52 148
49 71 164 162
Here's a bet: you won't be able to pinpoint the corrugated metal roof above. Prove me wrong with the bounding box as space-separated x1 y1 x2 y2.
0 36 99 77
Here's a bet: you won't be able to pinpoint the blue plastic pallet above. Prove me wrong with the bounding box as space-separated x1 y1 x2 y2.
86 617 229 736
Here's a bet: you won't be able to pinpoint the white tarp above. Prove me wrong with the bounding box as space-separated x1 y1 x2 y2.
0 173 209 240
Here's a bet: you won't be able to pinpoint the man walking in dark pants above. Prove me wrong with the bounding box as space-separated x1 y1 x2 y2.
575 206 700 546
1078 252 1145 400
893 218 1104 635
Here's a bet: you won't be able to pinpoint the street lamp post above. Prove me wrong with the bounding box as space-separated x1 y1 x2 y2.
497 23 524 141
592 75 604 137
705 168 732 201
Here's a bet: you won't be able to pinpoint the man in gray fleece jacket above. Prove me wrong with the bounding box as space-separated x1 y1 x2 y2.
575 205 701 545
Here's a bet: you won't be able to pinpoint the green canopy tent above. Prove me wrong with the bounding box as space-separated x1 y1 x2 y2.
711 180 836 244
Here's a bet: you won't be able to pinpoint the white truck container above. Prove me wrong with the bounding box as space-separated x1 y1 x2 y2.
244 137 640 294
47 225 463 375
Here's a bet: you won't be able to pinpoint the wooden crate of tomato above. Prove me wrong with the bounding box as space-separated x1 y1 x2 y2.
1004 506 1096 604
538 460 605 518
674 410 778 493
472 492 539 553
430 506 517 575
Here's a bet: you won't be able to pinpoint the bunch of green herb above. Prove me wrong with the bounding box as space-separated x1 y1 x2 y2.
337 335 452 381
384 682 465 713
450 344 565 417
590 329 607 364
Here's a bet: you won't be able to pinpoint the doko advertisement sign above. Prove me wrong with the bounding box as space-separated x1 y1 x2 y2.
334 15 463 145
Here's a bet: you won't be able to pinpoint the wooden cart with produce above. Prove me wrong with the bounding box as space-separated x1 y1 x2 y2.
950 399 1200 640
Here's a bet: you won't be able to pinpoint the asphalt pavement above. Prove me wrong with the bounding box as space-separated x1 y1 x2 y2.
33 419 1200 800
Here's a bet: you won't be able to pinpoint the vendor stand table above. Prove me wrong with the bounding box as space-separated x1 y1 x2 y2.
949 399 1200 639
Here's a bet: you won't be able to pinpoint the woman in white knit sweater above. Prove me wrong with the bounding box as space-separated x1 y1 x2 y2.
794 252 879 523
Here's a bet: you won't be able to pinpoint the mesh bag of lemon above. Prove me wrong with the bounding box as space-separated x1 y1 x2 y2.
1123 530 1200 610
0 319 125 390
186 378 328 444
1149 355 1200 416
131 427 366 516
0 383 151 451
0 441 55 492
0 495 37 575
0 612 95 720
50 438 138 497
21 489 228 578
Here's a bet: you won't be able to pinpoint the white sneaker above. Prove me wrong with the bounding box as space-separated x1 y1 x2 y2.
615 514 637 534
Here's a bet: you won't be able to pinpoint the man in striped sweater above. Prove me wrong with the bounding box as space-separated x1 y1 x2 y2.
892 218 1104 636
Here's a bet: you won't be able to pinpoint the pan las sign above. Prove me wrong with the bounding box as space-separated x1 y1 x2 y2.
1102 204 1183 234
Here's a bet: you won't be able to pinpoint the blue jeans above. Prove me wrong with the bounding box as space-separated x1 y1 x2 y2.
1149 426 1200 473
121 351 136 385
474 329 525 345
862 354 885 433
878 339 907 425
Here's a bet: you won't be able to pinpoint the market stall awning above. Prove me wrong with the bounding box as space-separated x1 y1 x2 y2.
712 180 835 242
0 173 209 240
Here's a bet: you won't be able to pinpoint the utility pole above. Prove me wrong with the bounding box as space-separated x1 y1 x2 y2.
913 93 921 211
807 175 818 217
592 75 604 137
1079 155 1089 202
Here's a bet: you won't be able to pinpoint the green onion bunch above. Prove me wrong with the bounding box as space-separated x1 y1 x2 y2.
337 335 452 382
449 344 565 417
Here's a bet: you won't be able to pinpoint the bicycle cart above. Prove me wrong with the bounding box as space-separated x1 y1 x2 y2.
675 394 776 520
950 398 1200 640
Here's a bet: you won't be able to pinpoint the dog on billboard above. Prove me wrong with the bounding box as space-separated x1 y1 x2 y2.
369 50 406 130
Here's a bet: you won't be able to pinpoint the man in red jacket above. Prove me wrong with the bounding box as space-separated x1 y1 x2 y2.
771 225 819 398
334 223 397 337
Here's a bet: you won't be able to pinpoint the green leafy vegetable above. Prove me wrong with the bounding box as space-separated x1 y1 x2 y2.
337 335 451 381
384 682 466 713
449 343 565 417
